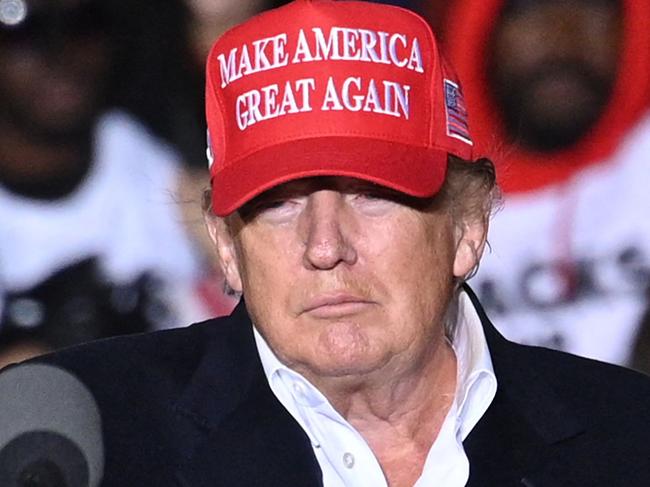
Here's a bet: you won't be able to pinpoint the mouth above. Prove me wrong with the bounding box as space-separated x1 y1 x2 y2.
302 293 374 319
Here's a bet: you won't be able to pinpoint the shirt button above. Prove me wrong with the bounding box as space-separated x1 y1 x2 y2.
343 452 355 469
292 382 305 396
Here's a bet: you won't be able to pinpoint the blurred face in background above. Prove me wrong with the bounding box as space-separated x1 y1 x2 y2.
0 0 112 142
185 0 268 62
489 0 622 152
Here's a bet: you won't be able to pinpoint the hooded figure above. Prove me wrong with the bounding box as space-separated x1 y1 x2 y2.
443 0 650 366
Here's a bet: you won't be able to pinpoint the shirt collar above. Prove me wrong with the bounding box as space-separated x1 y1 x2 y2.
254 326 328 409
253 288 497 439
448 290 498 439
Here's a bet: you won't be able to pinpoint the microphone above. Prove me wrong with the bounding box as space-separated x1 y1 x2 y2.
0 363 104 487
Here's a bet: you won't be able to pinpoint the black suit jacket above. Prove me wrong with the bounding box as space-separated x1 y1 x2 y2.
24 289 650 486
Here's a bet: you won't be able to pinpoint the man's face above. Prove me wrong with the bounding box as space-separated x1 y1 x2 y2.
0 0 111 141
210 177 483 384
489 0 621 152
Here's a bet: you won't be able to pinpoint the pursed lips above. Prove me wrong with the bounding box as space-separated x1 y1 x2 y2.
301 292 374 319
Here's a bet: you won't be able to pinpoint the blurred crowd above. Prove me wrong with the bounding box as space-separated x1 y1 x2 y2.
0 0 648 374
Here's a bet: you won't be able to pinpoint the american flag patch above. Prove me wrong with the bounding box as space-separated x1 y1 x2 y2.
444 79 473 146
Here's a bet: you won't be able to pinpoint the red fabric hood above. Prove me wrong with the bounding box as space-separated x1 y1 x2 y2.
443 0 650 193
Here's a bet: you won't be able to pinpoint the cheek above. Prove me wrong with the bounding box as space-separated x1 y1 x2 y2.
0 54 38 93
236 228 300 318
408 234 455 303
492 19 542 79
370 215 456 312
356 222 455 358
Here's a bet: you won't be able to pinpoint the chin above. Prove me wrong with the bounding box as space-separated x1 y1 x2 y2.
306 354 386 379
310 325 388 375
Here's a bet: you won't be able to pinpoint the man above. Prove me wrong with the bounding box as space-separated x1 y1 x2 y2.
0 0 216 366
443 0 650 365
2 1 650 486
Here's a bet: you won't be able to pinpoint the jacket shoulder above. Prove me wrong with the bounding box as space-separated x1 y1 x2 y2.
499 340 650 433
468 335 650 486
29 312 246 401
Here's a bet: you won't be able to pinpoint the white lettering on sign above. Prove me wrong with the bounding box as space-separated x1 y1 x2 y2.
218 26 424 130
292 27 423 72
219 27 424 88
218 33 289 88
236 78 316 130
321 76 410 119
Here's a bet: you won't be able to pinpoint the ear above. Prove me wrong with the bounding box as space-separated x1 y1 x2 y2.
205 215 243 293
453 217 488 279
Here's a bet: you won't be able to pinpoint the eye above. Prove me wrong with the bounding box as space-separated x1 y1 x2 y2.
256 199 291 210
350 184 401 203
242 196 306 224
346 189 400 216
355 191 382 201
239 197 287 221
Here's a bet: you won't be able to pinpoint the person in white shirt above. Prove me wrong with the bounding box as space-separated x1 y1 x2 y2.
443 0 650 366
0 0 224 367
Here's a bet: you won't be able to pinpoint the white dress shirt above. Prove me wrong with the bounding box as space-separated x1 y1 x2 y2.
254 289 498 486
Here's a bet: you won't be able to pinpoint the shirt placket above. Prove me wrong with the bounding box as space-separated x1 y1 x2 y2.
311 406 389 487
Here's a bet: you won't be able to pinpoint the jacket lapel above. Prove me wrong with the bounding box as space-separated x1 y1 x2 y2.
464 285 585 487
173 301 323 487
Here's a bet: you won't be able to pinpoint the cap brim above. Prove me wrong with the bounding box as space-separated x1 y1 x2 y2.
211 136 448 216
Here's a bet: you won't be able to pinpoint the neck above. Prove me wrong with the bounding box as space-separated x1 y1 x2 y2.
318 337 456 419
303 334 458 487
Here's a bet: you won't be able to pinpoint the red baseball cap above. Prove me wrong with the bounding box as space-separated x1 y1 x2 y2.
206 0 474 216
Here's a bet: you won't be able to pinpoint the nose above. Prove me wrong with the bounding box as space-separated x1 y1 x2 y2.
545 7 591 62
551 20 579 60
301 191 358 270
